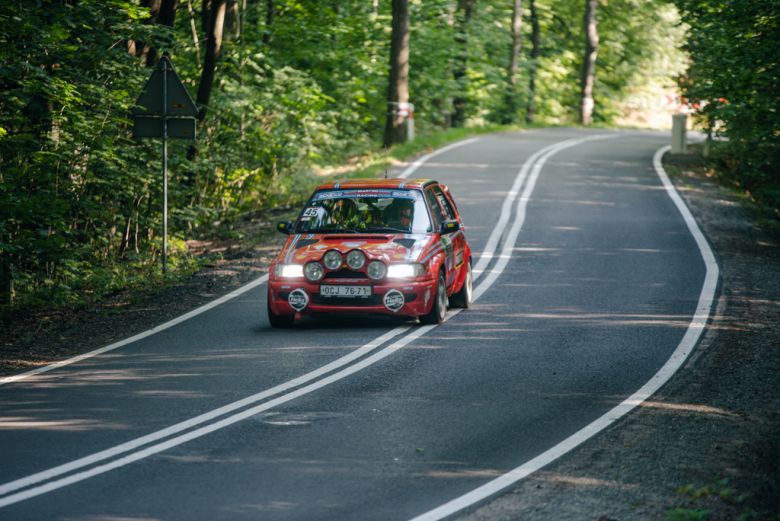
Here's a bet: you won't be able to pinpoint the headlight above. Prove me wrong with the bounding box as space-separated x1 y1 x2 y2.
305 262 324 281
367 261 387 280
324 250 342 270
346 250 365 270
274 264 304 278
387 263 425 278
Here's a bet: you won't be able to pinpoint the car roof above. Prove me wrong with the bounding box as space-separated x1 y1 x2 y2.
315 178 435 191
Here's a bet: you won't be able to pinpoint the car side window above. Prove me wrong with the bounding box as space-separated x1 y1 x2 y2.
425 188 444 229
432 185 456 220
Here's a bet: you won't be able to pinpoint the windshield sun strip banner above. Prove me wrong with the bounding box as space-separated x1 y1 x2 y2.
313 189 421 201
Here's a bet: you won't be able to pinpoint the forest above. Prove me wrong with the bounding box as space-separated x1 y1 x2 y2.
0 0 776 312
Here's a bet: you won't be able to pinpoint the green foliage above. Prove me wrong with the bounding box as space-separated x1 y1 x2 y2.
0 0 161 308
667 508 712 521
675 0 780 214
679 478 737 503
0 0 688 311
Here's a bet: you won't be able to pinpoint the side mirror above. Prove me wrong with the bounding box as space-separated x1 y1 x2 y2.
277 221 292 235
439 219 460 235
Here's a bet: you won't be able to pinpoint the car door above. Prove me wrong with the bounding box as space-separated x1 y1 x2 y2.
424 186 451 285
426 185 460 291
433 185 467 290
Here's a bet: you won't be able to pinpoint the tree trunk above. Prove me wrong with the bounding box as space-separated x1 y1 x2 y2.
196 0 227 123
188 0 227 162
383 0 410 147
202 0 212 40
451 0 474 128
224 0 239 41
332 0 339 43
502 0 522 124
137 0 180 67
526 0 539 123
136 0 162 64
508 0 522 86
0 243 11 314
187 0 201 68
579 0 598 125
263 0 274 45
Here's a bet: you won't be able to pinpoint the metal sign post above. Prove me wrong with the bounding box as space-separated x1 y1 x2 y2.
162 61 168 272
132 55 198 273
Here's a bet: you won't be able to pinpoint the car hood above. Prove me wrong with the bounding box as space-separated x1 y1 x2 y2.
278 233 436 265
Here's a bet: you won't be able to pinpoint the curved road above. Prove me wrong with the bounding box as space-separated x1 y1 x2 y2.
0 128 707 520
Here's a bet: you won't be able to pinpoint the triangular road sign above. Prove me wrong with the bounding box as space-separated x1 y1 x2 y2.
133 56 198 117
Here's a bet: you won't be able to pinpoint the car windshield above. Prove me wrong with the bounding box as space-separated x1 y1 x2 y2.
294 189 432 234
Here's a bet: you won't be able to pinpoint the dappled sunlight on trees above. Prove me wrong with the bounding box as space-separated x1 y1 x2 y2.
0 0 688 311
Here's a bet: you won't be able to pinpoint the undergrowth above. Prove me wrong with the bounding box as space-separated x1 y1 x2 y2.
3 123 526 317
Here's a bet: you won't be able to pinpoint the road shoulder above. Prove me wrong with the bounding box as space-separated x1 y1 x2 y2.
0 218 292 379
454 150 780 521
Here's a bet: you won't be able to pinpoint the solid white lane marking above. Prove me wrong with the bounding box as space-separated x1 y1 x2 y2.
0 323 437 508
472 144 550 279
0 133 598 507
0 135 476 389
0 275 271 387
0 134 492 389
408 144 719 521
399 138 481 179
0 324 412 499
474 133 622 296
0 134 509 499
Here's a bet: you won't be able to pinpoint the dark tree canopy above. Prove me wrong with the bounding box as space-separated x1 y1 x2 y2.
0 0 690 310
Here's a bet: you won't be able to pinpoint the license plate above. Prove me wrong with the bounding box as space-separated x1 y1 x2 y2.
320 285 372 297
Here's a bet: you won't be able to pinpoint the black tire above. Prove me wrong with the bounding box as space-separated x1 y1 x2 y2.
420 272 447 325
267 293 295 327
449 259 472 309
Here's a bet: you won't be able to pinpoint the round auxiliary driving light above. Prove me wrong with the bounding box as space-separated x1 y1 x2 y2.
367 261 387 281
305 262 324 281
324 250 342 270
346 250 366 270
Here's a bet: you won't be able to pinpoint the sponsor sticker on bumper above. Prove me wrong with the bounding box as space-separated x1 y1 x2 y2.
288 288 309 311
383 289 405 312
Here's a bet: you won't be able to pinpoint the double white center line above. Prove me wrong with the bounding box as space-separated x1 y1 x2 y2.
0 133 623 510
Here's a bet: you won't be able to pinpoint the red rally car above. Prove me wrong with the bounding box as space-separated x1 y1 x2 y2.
267 178 473 327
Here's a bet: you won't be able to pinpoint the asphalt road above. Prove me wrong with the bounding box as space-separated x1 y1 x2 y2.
0 128 706 520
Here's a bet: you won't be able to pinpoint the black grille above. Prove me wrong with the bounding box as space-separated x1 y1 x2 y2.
323 268 368 280
294 239 320 250
279 290 417 307
312 294 383 307
393 238 416 249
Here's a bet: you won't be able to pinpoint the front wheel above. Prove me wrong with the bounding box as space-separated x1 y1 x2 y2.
420 272 447 325
267 293 295 328
449 260 472 309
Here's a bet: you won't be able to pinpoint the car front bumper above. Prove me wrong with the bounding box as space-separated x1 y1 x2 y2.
268 279 437 316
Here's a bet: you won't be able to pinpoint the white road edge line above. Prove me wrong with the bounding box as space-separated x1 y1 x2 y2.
0 275 270 387
407 144 720 521
0 324 413 499
0 134 491 498
399 137 481 179
0 323 442 508
473 134 619 281
0 135 479 388
0 133 620 508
